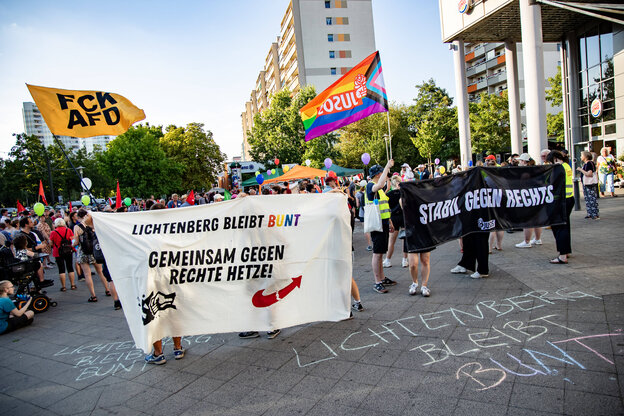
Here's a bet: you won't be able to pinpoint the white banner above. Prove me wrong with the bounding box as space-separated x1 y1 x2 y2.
92 194 352 352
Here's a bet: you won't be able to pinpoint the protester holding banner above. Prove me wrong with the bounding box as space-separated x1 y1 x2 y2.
577 151 600 220
366 160 397 293
384 175 408 269
548 150 575 264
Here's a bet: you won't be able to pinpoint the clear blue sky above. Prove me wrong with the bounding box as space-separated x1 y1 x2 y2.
0 0 455 159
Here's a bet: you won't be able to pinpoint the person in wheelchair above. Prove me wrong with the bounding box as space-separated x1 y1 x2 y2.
0 280 34 334
12 235 53 289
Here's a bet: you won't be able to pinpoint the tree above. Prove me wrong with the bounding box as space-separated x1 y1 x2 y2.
247 85 340 168
408 80 459 163
545 66 564 143
469 91 510 154
338 104 418 168
161 123 226 190
97 125 183 197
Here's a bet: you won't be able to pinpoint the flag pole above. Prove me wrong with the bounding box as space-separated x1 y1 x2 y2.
386 111 392 160
52 135 97 207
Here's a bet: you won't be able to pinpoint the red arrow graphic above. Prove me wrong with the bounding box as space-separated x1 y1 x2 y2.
252 276 302 308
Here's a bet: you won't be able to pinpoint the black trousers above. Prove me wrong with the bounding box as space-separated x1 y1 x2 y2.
458 232 490 274
552 197 574 255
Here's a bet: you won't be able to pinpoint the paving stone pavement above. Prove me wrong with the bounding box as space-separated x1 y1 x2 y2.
0 191 623 415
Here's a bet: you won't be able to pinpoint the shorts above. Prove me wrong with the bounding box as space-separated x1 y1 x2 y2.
370 220 390 254
78 252 96 265
3 314 33 334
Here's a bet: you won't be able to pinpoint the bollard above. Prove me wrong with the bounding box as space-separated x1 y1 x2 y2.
573 178 581 211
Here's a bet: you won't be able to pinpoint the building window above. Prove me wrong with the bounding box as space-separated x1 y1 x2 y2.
330 67 337 75
328 34 334 42
325 0 331 8
329 51 335 59
326 17 332 25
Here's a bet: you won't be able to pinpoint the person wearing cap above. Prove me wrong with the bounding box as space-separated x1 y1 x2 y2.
213 194 224 202
366 159 396 293
401 164 414 181
322 175 338 193
514 153 544 249
417 164 430 180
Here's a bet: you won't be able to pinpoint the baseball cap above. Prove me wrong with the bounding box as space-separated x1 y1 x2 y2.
369 164 383 178
485 155 496 160
401 163 410 168
517 153 531 161
358 180 367 187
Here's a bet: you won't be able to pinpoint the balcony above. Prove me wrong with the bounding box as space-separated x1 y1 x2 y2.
465 44 485 62
466 59 486 77
486 54 506 70
487 71 507 85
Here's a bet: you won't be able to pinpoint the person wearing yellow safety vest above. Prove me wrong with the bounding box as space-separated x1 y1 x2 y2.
366 160 397 293
547 150 574 264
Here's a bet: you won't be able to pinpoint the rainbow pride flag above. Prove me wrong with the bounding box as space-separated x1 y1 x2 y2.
300 51 388 141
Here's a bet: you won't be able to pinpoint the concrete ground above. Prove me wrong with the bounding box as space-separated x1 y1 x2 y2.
0 191 623 416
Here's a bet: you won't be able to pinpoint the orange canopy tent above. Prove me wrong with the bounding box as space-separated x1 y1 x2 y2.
263 165 328 184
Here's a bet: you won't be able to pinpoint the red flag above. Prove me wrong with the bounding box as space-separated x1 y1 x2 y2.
115 181 121 209
17 200 25 213
68 201 73 212
38 180 48 205
187 190 195 205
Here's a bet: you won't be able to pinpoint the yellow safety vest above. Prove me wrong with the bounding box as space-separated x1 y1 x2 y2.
365 187 391 219
563 163 573 198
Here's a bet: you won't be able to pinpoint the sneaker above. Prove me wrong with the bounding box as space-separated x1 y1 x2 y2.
238 331 260 339
373 283 388 293
593 216 600 220
77 275 86 281
408 283 419 296
450 265 467 274
515 241 532 248
381 278 397 286
352 301 364 312
366 245 373 251
114 300 122 310
530 239 542 245
267 329 281 339
145 353 166 365
382 258 392 268
470 271 489 279
173 348 185 359
401 258 409 268
421 286 431 297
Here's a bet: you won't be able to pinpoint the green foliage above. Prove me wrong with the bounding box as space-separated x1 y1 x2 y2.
409 80 459 163
545 66 563 107
247 85 340 169
338 104 418 169
547 112 565 143
97 125 183 197
469 91 510 154
161 123 226 190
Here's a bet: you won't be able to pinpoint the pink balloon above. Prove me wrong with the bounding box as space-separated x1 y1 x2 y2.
324 158 332 169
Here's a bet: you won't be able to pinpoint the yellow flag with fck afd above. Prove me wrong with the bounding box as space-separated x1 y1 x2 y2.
26 84 146 138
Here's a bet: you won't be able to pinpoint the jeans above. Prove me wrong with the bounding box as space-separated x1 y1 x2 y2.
599 172 614 193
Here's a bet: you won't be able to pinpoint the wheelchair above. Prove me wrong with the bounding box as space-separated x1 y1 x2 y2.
0 257 57 314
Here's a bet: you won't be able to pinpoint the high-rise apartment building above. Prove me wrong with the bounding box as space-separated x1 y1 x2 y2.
22 102 114 153
241 0 376 160
464 42 562 138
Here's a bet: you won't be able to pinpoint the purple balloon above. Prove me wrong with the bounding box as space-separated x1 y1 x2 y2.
324 158 332 169
434 158 440 165
266 170 271 176
468 160 473 167
361 152 371 166
256 174 265 185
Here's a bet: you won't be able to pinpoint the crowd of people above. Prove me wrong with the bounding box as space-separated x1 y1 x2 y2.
0 146 620 365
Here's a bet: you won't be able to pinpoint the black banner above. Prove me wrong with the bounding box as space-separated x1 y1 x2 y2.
400 166 567 251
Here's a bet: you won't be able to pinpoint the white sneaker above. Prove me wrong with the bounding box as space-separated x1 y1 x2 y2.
408 283 419 296
382 258 392 268
421 286 431 297
515 241 532 248
450 265 467 274
470 271 489 279
530 239 542 245
402 258 409 268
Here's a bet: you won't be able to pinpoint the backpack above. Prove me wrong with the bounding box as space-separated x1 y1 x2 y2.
54 228 73 256
77 223 94 255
